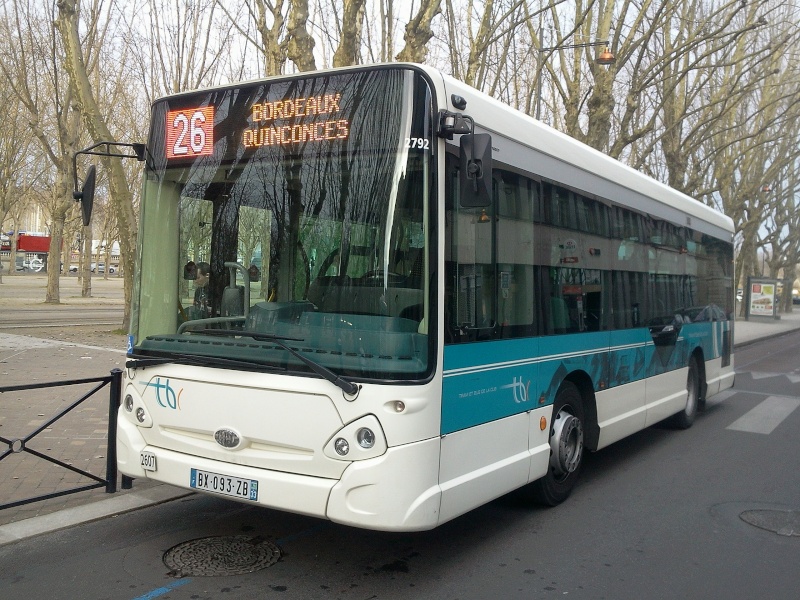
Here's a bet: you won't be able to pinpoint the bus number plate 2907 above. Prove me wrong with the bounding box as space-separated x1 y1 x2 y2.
140 451 157 472
190 468 258 501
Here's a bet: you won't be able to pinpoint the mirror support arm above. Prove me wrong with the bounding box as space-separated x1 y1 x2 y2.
72 142 146 226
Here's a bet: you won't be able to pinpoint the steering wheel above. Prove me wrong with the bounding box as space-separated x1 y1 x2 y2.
362 269 403 280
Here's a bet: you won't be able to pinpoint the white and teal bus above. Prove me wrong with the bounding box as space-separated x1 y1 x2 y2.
116 63 735 531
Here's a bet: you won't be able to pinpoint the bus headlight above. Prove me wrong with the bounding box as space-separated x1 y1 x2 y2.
121 385 153 427
356 428 375 449
324 415 386 461
334 438 350 456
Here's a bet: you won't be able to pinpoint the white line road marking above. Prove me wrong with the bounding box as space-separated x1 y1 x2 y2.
727 396 800 435
748 372 781 380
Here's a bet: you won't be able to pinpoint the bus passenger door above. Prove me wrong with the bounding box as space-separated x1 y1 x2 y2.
439 159 534 522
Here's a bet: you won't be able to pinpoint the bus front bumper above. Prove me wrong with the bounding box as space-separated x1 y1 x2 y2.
117 415 443 531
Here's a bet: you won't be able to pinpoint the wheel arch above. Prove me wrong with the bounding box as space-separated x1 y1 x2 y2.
561 370 599 452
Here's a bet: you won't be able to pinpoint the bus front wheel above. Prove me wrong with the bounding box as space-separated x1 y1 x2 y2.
529 381 585 506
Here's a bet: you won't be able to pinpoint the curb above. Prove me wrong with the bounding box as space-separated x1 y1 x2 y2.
0 485 193 546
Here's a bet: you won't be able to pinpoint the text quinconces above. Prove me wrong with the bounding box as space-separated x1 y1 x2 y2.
242 120 350 148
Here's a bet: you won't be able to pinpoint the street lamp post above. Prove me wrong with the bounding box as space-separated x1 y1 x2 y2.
535 33 615 121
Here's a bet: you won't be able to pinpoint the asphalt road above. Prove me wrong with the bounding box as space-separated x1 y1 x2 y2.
1 333 799 600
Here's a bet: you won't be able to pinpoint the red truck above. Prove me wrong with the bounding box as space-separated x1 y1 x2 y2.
1 232 52 253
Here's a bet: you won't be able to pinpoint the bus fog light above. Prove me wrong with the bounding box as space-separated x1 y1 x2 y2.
135 407 146 423
124 394 134 412
334 438 350 456
394 401 405 413
356 428 375 449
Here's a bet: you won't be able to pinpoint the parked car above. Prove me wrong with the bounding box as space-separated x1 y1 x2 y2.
91 262 116 274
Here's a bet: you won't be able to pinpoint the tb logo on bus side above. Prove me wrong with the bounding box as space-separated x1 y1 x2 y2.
145 377 183 410
166 106 214 159
502 376 531 404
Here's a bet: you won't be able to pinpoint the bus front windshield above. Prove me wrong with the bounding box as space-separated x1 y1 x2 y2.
131 68 435 382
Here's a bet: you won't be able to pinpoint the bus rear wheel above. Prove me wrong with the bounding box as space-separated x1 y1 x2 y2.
669 356 700 430
528 381 585 506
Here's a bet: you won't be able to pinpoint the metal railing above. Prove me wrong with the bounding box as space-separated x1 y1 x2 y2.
0 368 132 511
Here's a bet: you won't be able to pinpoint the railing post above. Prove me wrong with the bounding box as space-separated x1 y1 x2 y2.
106 368 123 493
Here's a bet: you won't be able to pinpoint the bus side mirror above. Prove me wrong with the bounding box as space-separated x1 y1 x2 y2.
459 133 492 207
72 165 96 227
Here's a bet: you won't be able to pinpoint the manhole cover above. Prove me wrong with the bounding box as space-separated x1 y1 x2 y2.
740 510 800 537
163 535 281 576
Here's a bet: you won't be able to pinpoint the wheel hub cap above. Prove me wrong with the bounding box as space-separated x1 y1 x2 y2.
549 410 584 477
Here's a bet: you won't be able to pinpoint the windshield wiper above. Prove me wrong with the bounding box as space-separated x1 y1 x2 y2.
126 351 286 372
196 329 360 396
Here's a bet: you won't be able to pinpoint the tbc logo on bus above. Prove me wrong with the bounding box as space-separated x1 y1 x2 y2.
145 377 183 410
502 376 531 404
166 106 214 159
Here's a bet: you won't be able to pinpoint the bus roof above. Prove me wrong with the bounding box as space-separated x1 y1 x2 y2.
428 66 733 238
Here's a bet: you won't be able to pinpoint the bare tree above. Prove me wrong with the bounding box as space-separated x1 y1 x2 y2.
56 0 139 325
146 0 234 96
395 0 442 63
220 0 316 73
0 73 37 282
284 0 317 70
441 0 530 89
0 0 86 300
332 0 367 66
227 0 288 76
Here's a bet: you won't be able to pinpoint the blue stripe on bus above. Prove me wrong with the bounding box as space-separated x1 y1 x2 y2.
441 322 729 435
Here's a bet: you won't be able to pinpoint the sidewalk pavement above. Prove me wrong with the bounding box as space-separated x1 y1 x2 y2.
1 274 799 545
733 308 800 346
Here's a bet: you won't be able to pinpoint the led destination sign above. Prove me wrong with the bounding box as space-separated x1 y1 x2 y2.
165 92 351 159
243 93 350 148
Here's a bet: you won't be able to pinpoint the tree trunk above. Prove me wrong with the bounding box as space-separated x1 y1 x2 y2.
57 0 137 329
395 0 441 63
82 224 92 298
284 0 316 72
254 0 286 76
46 214 67 303
333 0 367 67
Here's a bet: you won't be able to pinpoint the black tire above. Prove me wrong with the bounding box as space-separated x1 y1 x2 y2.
528 381 585 506
669 356 700 430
